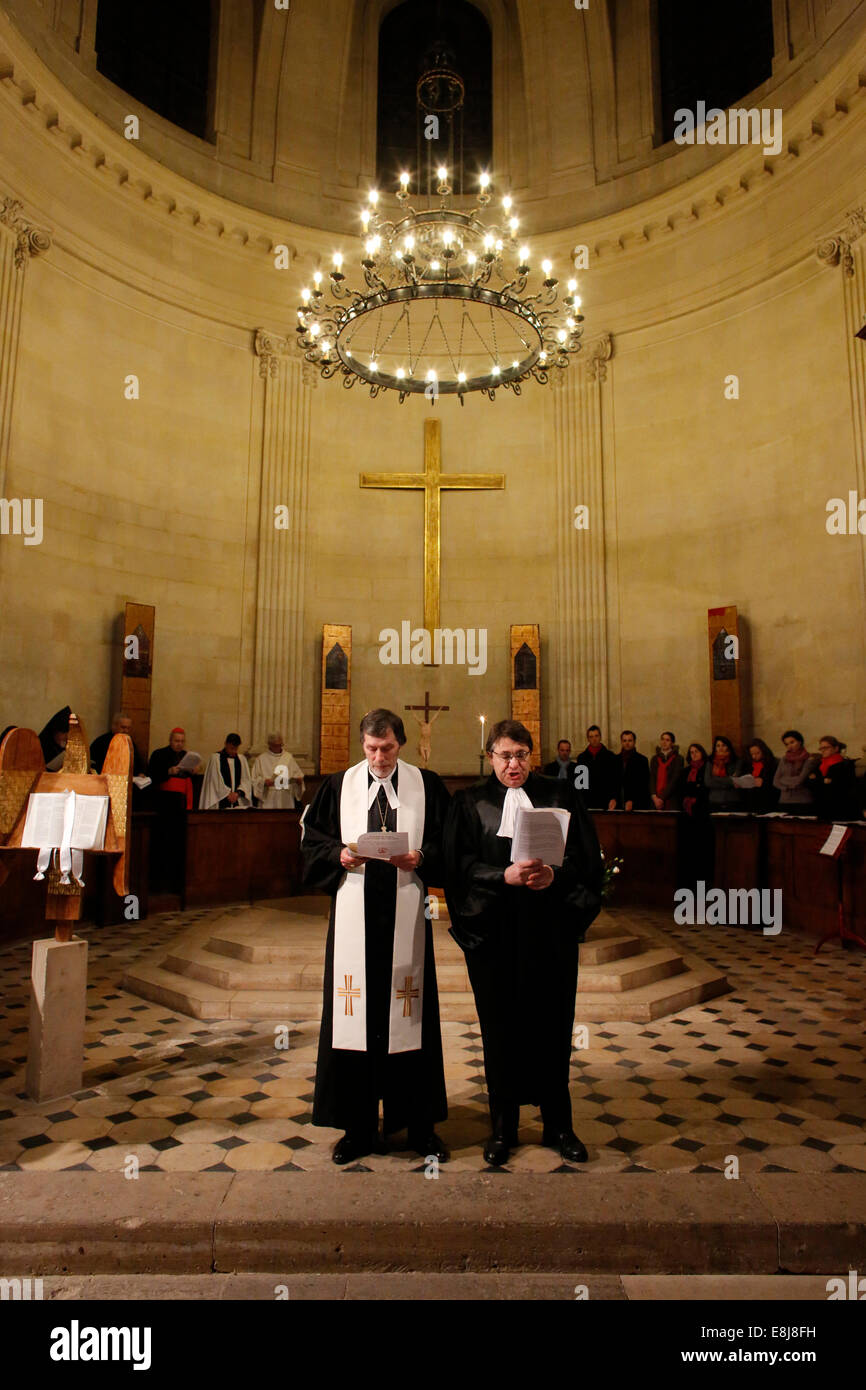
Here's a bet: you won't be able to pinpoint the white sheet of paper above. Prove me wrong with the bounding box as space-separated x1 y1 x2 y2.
132 775 152 789
731 774 758 787
510 806 569 867
819 823 850 857
353 830 410 860
176 751 201 772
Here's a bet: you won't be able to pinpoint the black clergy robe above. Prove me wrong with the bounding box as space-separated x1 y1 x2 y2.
301 764 451 1135
443 772 603 1117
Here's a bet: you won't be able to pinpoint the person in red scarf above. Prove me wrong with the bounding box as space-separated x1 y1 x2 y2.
680 743 712 885
738 738 779 814
148 727 196 809
806 736 860 821
772 730 819 814
704 735 743 809
650 731 684 810
575 725 619 810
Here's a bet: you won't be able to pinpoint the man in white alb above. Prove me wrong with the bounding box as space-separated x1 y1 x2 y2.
251 732 305 808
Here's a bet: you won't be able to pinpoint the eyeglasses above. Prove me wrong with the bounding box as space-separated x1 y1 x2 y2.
491 749 530 763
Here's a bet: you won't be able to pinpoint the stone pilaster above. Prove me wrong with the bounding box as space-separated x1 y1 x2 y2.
250 330 314 750
817 208 866 597
551 333 617 749
0 196 51 501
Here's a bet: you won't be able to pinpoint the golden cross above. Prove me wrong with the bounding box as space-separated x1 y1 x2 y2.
338 973 361 1017
396 974 420 1018
360 418 505 631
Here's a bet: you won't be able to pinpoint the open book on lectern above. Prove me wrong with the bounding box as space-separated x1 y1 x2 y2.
21 790 109 851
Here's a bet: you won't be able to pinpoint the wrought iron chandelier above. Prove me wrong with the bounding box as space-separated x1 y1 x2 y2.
294 45 584 403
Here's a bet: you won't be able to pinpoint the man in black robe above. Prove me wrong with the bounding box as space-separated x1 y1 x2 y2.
38 705 70 770
444 718 602 1167
90 712 146 774
611 730 651 810
301 708 451 1166
575 724 619 809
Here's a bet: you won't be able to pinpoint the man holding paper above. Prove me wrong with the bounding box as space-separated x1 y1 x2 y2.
301 708 451 1165
444 719 603 1167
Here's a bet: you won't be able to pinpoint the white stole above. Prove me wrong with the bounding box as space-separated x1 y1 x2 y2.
333 758 426 1054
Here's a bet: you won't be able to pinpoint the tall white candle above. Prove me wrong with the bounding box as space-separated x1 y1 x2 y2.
479 714 486 752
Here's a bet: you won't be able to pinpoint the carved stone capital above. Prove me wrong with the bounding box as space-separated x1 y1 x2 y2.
0 197 52 269
254 328 290 379
585 332 614 383
817 207 866 277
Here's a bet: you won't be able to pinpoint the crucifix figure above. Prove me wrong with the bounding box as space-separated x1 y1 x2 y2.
404 690 450 767
360 417 505 631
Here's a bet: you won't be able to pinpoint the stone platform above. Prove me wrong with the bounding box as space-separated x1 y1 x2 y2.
121 898 729 1023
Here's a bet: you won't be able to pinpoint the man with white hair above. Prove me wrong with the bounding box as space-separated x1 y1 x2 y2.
251 731 305 809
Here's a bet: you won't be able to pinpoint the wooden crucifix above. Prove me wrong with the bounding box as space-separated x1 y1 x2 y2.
360 418 505 631
404 690 450 768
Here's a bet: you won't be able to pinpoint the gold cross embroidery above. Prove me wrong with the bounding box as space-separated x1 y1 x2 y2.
396 974 420 1018
338 973 361 1017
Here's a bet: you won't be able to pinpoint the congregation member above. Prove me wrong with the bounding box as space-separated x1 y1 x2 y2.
444 719 602 1167
650 732 684 810
542 739 576 780
576 724 619 810
90 712 146 774
806 736 861 821
680 742 712 885
738 738 779 814
200 734 253 810
301 709 451 1166
772 730 819 814
611 730 651 809
704 736 743 809
251 732 305 809
148 727 197 809
38 705 70 770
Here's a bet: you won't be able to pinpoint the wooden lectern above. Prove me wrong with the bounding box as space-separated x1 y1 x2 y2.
0 714 132 1099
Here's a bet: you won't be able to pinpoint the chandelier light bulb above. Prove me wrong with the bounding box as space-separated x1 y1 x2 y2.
573 295 582 309
443 228 454 245
495 239 503 251
519 246 530 264
566 317 575 329
539 351 547 361
502 195 513 211
313 271 322 285
365 239 376 256
399 171 410 187
568 278 578 292
396 367 406 379
426 369 437 382
480 172 491 189
332 252 343 269
467 251 477 265
542 259 552 276
512 360 519 369
557 329 567 343
370 360 379 372
321 341 331 353
431 259 441 270
368 189 379 205
509 217 519 234
492 364 501 375
483 234 494 251
300 288 310 302
458 371 467 383
361 208 371 227
310 322 321 336
437 166 448 182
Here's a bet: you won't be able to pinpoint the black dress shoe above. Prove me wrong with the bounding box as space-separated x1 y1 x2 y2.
332 1132 379 1165
483 1135 511 1166
542 1128 588 1163
408 1130 449 1162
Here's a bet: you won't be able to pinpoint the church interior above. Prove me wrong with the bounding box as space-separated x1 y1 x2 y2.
1 0 865 1319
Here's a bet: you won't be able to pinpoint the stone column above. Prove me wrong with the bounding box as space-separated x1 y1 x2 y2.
0 196 51 504
551 333 618 748
817 208 866 599
251 331 314 750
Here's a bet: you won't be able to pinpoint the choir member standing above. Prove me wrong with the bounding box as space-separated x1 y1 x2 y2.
444 719 603 1167
704 736 743 809
612 730 651 809
542 739 577 780
650 732 684 810
738 739 779 814
806 736 860 821
575 725 619 810
772 730 820 814
301 709 451 1165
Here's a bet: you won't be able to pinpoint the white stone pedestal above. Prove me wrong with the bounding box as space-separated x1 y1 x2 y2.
26 936 88 1101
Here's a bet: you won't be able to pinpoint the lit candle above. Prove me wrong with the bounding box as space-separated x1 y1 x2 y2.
479 714 486 752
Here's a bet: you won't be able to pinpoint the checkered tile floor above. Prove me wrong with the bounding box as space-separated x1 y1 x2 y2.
0 906 864 1174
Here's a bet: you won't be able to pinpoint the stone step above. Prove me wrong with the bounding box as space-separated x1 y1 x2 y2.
579 933 644 966
26 1272 837 1301
575 965 729 1021
2 1172 862 1276
160 944 469 994
578 947 686 992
